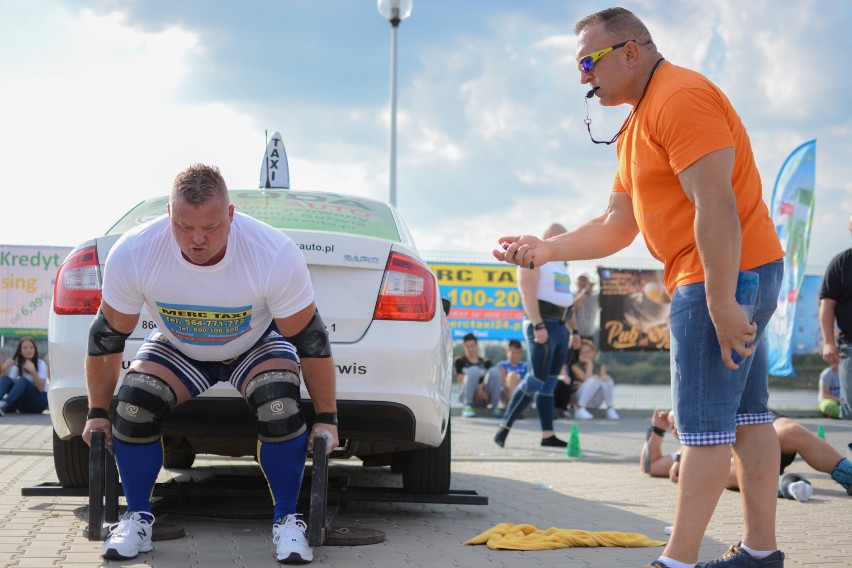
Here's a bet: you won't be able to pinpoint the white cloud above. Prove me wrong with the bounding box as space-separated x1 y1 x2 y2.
1 0 849 273
0 5 260 245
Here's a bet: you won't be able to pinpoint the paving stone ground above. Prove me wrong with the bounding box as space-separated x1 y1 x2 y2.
0 411 849 567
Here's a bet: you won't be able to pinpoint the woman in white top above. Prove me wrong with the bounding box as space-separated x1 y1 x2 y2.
570 339 619 420
0 337 49 415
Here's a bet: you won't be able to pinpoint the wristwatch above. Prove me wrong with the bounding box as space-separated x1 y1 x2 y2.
315 412 338 426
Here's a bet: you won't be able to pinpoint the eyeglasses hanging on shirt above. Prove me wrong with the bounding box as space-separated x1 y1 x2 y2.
583 56 665 145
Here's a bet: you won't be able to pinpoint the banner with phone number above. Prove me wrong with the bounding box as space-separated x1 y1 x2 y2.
0 245 72 338
428 262 524 340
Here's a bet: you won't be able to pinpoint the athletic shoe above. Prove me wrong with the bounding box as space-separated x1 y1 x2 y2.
574 407 593 420
494 427 509 448
540 435 568 447
102 511 154 560
273 514 313 564
492 406 505 418
462 405 476 418
787 480 813 502
606 408 620 420
697 543 785 567
644 562 672 568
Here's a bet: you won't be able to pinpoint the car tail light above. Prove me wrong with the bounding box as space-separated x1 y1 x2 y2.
374 252 436 321
53 246 102 315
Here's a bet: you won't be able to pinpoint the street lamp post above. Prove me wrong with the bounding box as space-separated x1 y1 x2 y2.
377 0 412 208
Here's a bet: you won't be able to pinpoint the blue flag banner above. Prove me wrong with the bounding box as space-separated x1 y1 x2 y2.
792 274 823 356
766 140 817 377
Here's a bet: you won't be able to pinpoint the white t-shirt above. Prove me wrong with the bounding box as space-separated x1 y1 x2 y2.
8 359 49 386
103 212 314 361
536 261 574 308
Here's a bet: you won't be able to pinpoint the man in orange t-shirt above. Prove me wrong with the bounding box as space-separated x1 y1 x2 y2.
493 8 785 568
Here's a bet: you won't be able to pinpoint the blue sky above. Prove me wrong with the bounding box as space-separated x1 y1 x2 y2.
2 0 850 270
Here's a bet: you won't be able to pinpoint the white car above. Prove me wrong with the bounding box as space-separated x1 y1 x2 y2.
48 186 454 494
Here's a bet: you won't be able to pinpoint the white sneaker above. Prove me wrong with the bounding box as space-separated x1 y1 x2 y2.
102 511 154 560
606 408 620 420
574 407 593 420
273 514 313 563
788 480 813 502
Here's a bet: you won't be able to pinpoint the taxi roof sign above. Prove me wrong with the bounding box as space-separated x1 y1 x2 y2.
259 131 290 189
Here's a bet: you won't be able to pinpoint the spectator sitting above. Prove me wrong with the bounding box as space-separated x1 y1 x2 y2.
570 339 619 420
641 409 852 499
819 364 841 419
496 339 528 410
0 337 49 416
454 333 502 418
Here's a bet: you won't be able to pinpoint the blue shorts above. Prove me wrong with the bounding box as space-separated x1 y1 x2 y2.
133 321 300 398
670 260 783 446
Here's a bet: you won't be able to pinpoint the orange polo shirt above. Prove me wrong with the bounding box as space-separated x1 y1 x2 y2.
612 62 784 296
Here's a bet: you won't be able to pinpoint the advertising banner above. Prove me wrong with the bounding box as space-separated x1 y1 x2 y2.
429 262 524 340
791 273 823 356
767 139 817 377
0 245 71 338
598 267 670 351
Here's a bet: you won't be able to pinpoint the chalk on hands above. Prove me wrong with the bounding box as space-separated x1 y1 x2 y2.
500 241 534 269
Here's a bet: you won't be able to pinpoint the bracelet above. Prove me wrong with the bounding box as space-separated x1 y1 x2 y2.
646 426 665 440
534 323 546 330
315 412 338 426
87 407 110 420
570 330 580 336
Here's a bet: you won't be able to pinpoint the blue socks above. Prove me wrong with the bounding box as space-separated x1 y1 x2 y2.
258 432 308 521
112 438 163 514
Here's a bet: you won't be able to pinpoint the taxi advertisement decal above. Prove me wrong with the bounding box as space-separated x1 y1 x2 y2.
155 302 252 345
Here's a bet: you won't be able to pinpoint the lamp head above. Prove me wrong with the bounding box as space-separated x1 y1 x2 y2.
377 0 413 25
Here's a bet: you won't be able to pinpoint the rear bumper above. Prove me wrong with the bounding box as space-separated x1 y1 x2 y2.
54 395 444 451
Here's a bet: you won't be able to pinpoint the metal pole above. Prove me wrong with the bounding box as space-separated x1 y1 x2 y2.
388 21 399 207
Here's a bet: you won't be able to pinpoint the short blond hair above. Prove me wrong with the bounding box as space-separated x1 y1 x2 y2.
171 164 228 206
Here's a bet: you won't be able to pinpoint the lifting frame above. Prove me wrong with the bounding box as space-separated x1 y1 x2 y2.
22 431 487 547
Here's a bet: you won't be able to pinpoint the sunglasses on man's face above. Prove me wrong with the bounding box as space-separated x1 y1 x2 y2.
577 40 634 73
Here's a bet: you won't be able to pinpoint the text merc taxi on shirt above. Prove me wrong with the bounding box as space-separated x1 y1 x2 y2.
48 188 453 494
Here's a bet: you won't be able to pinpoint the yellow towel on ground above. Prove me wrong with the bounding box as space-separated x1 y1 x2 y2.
464 523 666 551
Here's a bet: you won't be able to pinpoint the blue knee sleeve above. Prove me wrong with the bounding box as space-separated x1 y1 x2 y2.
259 430 308 521
112 438 163 514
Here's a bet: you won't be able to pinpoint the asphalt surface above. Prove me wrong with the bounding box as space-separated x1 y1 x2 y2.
1 410 850 567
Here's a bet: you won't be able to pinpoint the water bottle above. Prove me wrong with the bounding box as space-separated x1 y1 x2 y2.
731 271 759 364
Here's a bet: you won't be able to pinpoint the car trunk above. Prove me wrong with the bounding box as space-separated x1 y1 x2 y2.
289 231 393 343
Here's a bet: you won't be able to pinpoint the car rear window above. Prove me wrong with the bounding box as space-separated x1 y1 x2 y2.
106 190 401 241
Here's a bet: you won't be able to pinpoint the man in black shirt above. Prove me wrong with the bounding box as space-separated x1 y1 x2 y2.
819 215 852 420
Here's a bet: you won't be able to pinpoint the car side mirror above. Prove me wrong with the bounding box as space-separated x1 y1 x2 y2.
441 297 451 317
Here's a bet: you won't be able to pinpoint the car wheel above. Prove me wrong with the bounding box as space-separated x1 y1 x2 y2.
52 430 89 488
163 436 196 469
400 418 451 494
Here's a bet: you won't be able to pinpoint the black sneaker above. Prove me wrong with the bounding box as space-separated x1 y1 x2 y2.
494 427 509 448
697 543 784 567
644 562 672 568
540 435 568 447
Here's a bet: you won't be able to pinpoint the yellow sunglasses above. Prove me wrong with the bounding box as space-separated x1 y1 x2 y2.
577 40 634 72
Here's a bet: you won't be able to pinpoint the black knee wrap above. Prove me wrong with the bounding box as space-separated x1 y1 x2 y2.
245 370 305 442
113 372 177 444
